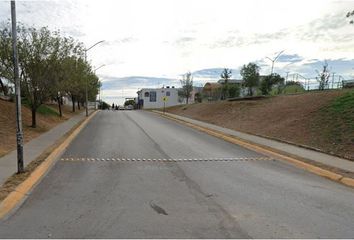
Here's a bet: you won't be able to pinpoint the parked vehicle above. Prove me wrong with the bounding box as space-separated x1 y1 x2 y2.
118 105 125 110
125 105 134 110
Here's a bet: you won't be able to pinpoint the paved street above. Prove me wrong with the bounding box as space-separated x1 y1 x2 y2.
0 110 353 238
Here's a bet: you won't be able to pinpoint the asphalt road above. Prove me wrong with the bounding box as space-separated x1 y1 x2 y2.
0 110 353 238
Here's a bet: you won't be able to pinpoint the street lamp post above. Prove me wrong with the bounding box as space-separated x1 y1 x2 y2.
93 64 105 110
266 50 285 75
84 40 105 116
11 0 24 173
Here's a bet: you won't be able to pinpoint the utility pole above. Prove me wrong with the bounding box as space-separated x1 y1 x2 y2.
84 51 88 116
93 64 105 110
285 71 289 83
84 40 105 117
11 0 24 173
99 83 101 109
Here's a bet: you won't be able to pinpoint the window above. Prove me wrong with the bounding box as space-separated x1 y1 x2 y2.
166 91 170 96
144 92 149 97
149 91 156 102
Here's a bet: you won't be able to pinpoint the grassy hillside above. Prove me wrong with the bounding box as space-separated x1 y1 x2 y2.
310 89 354 159
167 89 354 160
0 100 80 157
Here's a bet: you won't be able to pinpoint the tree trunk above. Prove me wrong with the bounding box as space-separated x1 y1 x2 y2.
0 79 8 96
57 95 62 117
31 107 37 128
72 95 75 112
77 100 80 110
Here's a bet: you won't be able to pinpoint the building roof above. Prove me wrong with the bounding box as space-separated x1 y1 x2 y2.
137 87 180 95
203 82 222 90
217 79 243 84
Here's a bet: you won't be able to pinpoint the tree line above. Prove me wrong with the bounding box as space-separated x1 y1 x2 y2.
179 60 335 103
218 64 286 98
0 22 100 128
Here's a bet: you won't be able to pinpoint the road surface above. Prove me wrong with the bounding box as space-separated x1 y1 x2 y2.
0 110 353 238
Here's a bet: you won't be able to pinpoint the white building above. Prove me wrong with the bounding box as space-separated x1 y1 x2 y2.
136 86 183 109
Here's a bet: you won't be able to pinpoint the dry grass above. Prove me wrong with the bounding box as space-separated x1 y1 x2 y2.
167 90 354 160
0 100 82 157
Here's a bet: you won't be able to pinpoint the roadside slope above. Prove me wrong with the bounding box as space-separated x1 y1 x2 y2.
0 100 81 157
167 90 354 160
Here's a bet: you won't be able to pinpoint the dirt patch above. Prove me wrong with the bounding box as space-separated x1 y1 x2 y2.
0 100 82 157
167 90 354 160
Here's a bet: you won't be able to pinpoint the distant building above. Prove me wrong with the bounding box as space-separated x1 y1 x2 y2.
136 86 182 109
202 82 222 101
343 79 354 88
217 79 243 85
190 86 204 103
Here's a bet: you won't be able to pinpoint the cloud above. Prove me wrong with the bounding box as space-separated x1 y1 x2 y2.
293 13 349 43
2 0 354 104
101 76 179 91
276 54 304 63
210 30 290 49
192 68 241 81
175 37 195 46
108 37 138 45
210 36 245 49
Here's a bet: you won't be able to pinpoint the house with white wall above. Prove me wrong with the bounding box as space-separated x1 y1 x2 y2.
136 86 183 109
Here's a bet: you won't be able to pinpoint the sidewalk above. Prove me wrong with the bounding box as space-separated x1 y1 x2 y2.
0 110 94 185
159 111 354 173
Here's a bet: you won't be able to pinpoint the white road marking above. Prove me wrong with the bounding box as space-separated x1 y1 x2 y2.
61 156 273 163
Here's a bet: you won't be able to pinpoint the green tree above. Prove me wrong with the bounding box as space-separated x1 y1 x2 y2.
0 22 99 125
228 85 240 98
99 101 110 110
240 63 260 96
220 68 232 83
17 26 59 127
220 68 232 99
194 92 202 103
260 73 285 95
0 24 13 96
179 72 193 104
46 32 70 117
124 99 136 107
316 61 330 90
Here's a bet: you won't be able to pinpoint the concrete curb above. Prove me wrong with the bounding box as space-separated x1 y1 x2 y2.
0 111 98 220
153 110 354 188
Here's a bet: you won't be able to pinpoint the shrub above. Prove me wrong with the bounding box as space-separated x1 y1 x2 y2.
228 85 240 98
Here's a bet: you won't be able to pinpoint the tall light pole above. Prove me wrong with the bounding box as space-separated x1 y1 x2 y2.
94 64 105 72
84 40 105 117
11 0 24 173
266 50 285 75
93 64 105 110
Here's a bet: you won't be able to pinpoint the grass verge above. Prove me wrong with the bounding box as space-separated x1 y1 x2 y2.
311 89 354 159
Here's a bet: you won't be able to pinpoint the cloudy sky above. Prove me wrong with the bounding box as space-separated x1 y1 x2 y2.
0 0 354 104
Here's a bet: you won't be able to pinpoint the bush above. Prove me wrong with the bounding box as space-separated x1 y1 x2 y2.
194 92 202 103
99 101 110 110
37 105 59 116
228 85 240 98
124 99 136 107
282 84 305 94
285 81 303 87
260 74 284 95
